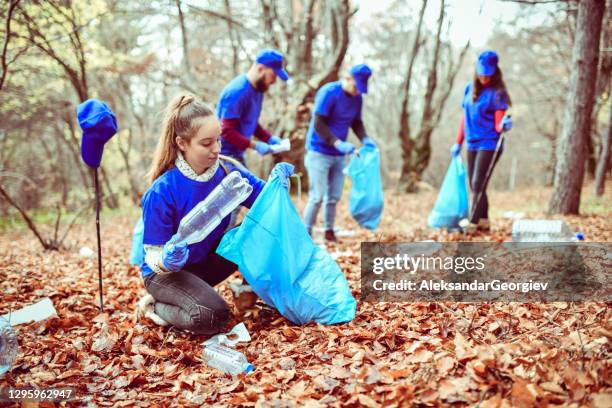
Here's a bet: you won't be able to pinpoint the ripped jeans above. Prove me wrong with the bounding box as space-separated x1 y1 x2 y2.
143 250 236 334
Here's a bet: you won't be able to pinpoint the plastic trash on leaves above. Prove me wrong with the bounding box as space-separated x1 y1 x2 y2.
176 171 253 245
346 144 384 230
512 220 584 242
79 246 94 258
203 323 251 347
1 298 57 326
216 163 356 325
203 343 253 375
129 217 144 266
427 156 469 229
0 317 18 376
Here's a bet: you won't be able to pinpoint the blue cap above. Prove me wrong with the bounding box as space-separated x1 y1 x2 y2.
255 49 289 81
77 99 118 168
349 64 372 94
476 50 498 76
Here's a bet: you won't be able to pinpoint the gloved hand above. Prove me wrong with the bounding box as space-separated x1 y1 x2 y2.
268 135 282 145
450 143 461 158
334 140 356 155
162 234 189 273
254 141 272 155
270 162 295 189
501 114 512 131
362 136 377 148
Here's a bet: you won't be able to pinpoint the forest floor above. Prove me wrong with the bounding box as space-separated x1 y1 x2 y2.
0 182 610 407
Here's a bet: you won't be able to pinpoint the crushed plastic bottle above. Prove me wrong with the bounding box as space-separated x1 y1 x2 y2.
512 220 584 242
203 343 253 375
176 171 253 245
0 317 18 376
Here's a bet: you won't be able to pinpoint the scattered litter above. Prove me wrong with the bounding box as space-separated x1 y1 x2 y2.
330 250 354 260
203 322 251 347
79 246 94 258
503 211 525 220
2 298 57 326
203 343 253 375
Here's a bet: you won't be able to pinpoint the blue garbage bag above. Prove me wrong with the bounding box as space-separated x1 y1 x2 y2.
427 156 469 229
346 145 384 230
217 163 356 325
129 217 144 265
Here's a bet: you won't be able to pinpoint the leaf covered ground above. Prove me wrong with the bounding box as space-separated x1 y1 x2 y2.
0 184 611 407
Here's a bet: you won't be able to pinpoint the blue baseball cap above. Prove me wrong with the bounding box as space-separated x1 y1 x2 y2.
476 50 498 76
77 99 118 168
256 49 289 81
349 64 372 94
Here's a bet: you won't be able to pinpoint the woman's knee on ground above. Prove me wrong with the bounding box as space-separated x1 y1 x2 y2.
185 298 231 334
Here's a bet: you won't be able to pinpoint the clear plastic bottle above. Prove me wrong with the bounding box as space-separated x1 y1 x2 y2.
176 171 253 245
511 220 584 242
203 343 253 375
0 317 18 376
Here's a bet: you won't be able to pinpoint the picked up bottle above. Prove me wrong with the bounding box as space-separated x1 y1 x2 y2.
0 317 18 376
203 343 253 375
176 171 253 245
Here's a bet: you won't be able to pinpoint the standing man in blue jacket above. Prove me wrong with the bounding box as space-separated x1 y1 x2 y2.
303 64 376 242
216 48 289 166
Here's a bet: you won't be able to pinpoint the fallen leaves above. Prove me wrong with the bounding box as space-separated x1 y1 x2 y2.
1 191 611 405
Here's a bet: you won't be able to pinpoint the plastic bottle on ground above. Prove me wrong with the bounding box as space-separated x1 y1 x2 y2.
203 343 253 375
0 317 18 376
176 171 253 245
511 220 584 242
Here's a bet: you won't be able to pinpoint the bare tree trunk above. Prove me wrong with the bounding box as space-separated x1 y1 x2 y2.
549 0 605 214
223 0 240 76
595 104 612 195
397 0 427 192
0 184 56 250
0 0 20 92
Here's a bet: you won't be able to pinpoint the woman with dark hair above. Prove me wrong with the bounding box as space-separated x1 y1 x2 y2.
451 50 513 232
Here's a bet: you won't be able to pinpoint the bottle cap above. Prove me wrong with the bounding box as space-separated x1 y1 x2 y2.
575 232 584 241
244 363 254 374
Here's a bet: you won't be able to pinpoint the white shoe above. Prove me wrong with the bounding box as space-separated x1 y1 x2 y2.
137 294 169 326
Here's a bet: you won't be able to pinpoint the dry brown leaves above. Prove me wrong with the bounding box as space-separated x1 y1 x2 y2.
0 185 610 406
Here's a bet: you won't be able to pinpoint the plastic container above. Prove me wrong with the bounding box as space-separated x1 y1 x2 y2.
176 171 253 245
511 220 584 242
203 343 253 375
0 317 18 376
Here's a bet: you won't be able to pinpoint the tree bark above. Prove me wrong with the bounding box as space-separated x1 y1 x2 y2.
594 104 611 195
397 0 428 192
548 0 605 214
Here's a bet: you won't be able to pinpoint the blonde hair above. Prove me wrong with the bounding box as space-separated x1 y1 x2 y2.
148 93 214 183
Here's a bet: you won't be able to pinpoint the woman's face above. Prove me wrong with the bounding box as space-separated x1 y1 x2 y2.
477 75 492 86
176 116 221 174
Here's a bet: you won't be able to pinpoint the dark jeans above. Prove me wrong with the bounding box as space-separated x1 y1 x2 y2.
466 149 502 223
143 250 237 334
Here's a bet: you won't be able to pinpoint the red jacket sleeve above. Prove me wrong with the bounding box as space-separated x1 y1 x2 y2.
220 118 251 151
494 110 506 133
456 115 465 145
253 123 272 143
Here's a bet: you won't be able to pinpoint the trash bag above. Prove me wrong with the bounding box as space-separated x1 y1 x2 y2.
427 156 469 229
346 145 384 230
129 217 145 266
216 163 356 325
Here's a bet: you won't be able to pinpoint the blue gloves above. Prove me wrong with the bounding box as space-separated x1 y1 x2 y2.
362 137 377 148
270 162 295 189
254 141 272 155
501 114 512 132
162 234 189 273
450 143 461 158
334 140 356 155
268 135 282 145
